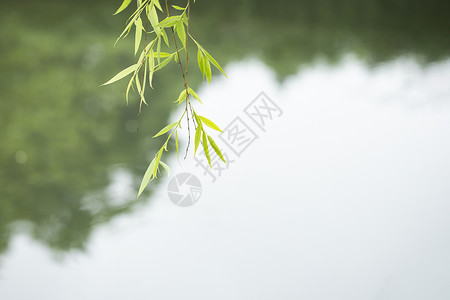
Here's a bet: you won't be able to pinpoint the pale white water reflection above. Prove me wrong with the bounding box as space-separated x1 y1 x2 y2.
1 56 450 300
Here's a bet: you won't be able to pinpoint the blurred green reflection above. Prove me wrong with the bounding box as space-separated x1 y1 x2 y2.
0 0 449 256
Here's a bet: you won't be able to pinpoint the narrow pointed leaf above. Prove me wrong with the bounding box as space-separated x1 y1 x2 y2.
134 18 143 55
208 136 226 163
156 36 161 64
188 87 202 103
148 49 154 88
198 116 222 132
203 50 227 77
159 161 171 177
135 72 147 105
155 54 175 71
125 75 134 104
205 57 212 83
161 28 169 46
175 89 187 104
193 110 201 125
176 21 186 47
141 58 147 99
155 16 180 28
138 157 157 197
172 5 185 10
114 0 132 15
152 52 172 58
136 46 147 69
194 125 202 155
190 35 227 77
153 149 163 177
115 23 133 46
101 64 137 86
153 122 177 138
202 132 211 167
148 5 159 27
197 49 205 78
181 13 188 25
153 0 163 11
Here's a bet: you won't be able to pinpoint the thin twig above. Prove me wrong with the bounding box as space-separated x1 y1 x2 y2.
165 0 192 158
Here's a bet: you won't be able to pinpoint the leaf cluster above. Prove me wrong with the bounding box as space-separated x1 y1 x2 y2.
103 0 227 197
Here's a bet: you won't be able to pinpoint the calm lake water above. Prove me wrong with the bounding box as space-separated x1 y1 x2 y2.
1 0 450 299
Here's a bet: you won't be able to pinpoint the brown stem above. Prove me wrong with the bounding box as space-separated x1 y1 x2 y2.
165 0 192 158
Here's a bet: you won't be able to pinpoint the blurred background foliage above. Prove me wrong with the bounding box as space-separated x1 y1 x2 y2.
0 0 449 256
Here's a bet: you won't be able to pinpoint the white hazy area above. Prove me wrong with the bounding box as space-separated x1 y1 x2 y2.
1 56 450 300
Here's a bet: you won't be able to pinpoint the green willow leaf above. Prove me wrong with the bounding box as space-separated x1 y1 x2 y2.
159 161 171 177
181 13 188 25
197 49 205 78
135 17 143 55
136 43 148 69
175 89 187 104
161 28 169 46
155 16 180 28
101 64 137 86
114 0 133 15
188 87 202 103
194 125 202 155
138 156 157 197
208 136 226 163
190 34 227 77
155 53 175 71
115 23 133 46
176 21 186 47
125 0 148 21
193 110 201 125
172 5 185 10
198 116 222 132
141 58 147 98
153 149 163 177
142 37 157 60
115 0 148 44
148 5 159 27
156 36 161 64
148 49 154 88
203 50 227 77
204 57 212 83
125 75 134 104
153 122 177 138
135 72 147 105
152 52 172 58
202 132 211 167
153 0 163 11
108 1 228 192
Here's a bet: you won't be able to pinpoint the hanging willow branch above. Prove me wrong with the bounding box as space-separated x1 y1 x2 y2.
102 0 227 197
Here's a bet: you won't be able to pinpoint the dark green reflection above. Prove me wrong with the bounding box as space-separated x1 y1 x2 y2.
0 0 449 256
0 1 180 254
191 0 450 77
